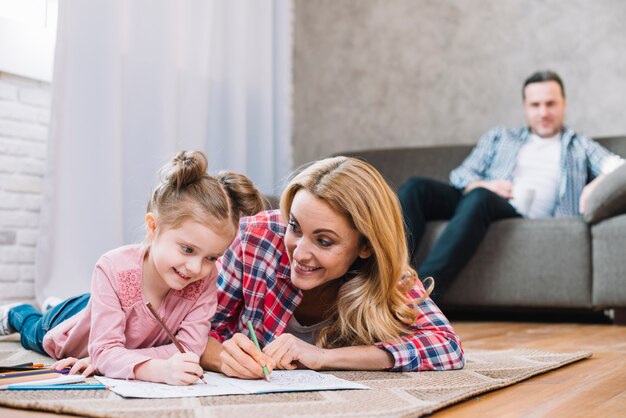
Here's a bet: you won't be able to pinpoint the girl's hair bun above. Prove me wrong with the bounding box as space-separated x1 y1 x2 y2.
164 150 209 191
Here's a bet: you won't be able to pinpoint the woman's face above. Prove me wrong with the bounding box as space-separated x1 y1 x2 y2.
284 189 371 291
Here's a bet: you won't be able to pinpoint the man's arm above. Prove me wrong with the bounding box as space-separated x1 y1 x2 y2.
579 174 606 214
450 126 508 190
579 136 625 214
464 179 513 199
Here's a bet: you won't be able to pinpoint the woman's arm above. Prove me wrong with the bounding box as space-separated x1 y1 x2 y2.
208 234 246 343
318 345 394 370
264 335 394 371
264 288 464 372
200 336 224 372
373 291 464 371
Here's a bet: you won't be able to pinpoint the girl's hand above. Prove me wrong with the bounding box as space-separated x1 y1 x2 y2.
219 332 276 379
263 333 326 371
164 352 205 386
51 357 95 377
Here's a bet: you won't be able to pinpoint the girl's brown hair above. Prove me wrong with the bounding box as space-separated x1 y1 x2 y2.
147 150 264 239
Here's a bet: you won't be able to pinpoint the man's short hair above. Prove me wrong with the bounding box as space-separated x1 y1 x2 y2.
523 70 565 99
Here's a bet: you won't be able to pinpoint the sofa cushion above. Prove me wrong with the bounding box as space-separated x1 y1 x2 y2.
583 163 626 225
591 214 626 307
415 218 593 309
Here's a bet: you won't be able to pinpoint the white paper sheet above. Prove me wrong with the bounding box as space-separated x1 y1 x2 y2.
96 370 369 398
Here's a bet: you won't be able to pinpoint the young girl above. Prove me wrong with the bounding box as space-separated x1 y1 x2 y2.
0 151 263 385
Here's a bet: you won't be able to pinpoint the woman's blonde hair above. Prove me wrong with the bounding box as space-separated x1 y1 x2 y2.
280 156 430 348
147 150 264 240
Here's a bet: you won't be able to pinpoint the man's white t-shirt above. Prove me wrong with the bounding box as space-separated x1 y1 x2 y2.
511 133 561 218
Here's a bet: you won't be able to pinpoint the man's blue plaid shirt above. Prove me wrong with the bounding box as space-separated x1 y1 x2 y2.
449 126 621 216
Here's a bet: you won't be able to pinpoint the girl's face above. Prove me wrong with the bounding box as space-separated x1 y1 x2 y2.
284 190 371 291
145 215 234 292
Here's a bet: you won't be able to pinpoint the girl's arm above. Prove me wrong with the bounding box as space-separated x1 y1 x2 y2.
87 256 213 381
134 352 203 385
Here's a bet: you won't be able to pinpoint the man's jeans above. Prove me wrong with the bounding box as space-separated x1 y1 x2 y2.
8 293 90 355
398 177 521 301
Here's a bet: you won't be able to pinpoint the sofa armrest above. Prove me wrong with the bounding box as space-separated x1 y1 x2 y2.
583 164 626 224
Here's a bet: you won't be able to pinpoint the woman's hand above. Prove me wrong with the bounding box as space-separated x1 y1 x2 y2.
219 332 276 379
51 357 95 377
263 333 326 371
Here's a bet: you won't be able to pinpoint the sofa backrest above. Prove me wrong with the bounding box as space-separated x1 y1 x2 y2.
341 135 626 191
596 136 626 157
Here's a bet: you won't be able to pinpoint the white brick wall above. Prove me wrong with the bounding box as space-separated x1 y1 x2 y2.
0 72 50 305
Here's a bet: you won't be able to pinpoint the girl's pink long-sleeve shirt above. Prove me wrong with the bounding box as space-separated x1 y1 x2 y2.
42 244 216 379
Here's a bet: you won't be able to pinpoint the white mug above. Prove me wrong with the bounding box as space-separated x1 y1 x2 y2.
511 187 535 216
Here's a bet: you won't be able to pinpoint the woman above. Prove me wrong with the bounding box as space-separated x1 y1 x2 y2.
200 156 464 379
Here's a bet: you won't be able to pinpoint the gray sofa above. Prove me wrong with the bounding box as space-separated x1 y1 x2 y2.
342 136 626 322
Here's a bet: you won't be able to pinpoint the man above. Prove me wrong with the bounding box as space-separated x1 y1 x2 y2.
398 70 624 301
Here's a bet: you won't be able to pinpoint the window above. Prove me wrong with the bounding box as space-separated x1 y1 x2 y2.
0 0 58 81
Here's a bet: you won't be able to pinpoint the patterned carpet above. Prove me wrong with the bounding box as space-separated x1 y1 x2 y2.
0 335 591 417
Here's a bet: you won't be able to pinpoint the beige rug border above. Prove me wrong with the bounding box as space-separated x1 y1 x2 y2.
0 349 593 418
416 350 592 416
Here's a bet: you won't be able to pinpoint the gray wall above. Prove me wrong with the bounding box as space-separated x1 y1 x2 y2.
293 0 626 166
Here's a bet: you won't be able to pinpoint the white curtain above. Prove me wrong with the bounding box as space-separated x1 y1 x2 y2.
36 0 292 303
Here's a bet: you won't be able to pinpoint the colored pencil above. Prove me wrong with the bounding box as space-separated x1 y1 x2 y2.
7 384 107 391
0 372 63 386
0 363 37 372
145 301 207 384
0 366 70 373
0 366 41 372
0 369 59 379
246 320 271 382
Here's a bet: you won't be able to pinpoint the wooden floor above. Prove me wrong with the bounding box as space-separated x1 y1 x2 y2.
2 321 625 417
435 321 626 418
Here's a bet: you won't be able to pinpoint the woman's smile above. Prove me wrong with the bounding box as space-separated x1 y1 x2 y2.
292 260 321 275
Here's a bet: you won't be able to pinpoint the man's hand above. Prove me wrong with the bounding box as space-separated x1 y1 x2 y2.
465 180 513 199
579 174 605 214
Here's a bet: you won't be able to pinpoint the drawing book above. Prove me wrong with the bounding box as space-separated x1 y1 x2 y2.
96 370 369 398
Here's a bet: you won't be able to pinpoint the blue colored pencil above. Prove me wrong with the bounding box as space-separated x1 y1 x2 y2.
7 384 108 391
